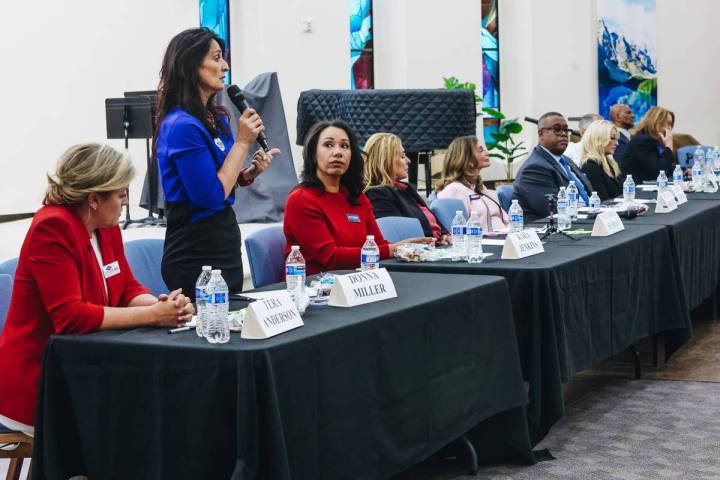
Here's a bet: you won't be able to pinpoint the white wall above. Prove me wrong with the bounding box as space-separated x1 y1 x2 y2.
0 0 198 215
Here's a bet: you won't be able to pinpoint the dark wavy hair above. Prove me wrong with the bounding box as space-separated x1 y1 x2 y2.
153 27 229 156
298 120 365 205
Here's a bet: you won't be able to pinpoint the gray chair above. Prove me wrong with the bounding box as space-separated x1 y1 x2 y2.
376 217 424 243
244 226 286 288
496 185 513 213
123 239 168 297
430 198 467 231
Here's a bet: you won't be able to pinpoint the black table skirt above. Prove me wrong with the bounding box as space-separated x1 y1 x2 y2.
384 224 691 443
32 272 533 480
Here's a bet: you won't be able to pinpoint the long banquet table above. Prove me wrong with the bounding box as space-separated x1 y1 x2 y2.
32 272 534 480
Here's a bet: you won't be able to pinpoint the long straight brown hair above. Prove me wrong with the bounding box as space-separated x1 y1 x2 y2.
435 135 483 194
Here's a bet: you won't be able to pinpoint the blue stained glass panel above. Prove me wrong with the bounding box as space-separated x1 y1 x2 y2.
350 0 373 89
200 0 231 85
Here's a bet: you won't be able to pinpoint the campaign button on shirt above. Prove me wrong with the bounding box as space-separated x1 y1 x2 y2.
347 213 361 223
103 261 121 279
214 137 226 152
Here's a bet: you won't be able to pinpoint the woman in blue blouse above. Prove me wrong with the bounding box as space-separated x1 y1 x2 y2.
154 28 279 298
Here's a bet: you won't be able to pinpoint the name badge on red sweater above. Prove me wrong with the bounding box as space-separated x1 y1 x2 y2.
103 261 121 279
347 213 360 223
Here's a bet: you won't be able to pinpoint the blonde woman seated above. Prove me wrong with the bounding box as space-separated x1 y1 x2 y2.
435 135 509 232
579 120 623 201
364 132 450 245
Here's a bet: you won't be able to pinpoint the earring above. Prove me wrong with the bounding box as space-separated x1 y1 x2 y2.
92 204 97 211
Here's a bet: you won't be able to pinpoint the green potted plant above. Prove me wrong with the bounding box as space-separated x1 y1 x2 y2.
442 76 526 182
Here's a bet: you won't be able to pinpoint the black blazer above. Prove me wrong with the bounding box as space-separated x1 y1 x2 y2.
512 146 594 222
365 184 446 237
613 132 631 163
619 131 674 184
581 158 623 201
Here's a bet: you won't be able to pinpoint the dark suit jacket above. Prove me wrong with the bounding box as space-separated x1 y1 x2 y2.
512 146 593 222
619 131 674 184
581 158 623 201
614 131 631 163
365 184 446 238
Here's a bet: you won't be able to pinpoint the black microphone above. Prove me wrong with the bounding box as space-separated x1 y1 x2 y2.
226 85 270 153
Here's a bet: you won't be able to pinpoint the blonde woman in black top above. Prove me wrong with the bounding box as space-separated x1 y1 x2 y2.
579 120 623 201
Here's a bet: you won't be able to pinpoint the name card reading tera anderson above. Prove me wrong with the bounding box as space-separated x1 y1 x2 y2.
328 268 398 307
241 291 304 339
591 210 624 237
501 229 544 260
655 189 678 213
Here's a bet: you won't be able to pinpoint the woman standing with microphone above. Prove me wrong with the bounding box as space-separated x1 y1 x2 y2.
155 28 280 298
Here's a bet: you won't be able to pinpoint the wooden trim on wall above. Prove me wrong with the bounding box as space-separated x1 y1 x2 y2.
0 213 35 223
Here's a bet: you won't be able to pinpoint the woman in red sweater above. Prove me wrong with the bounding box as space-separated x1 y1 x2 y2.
0 144 194 436
284 120 432 275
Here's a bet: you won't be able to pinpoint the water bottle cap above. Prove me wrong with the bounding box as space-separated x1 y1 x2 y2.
592 191 597 195
291 245 300 251
511 199 518 204
202 265 212 270
366 235 374 240
455 210 463 215
211 269 222 274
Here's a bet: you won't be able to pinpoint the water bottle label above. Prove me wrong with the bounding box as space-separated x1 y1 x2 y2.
451 226 463 236
568 193 577 200
361 254 379 264
467 227 482 237
624 186 635 193
213 292 227 304
286 265 305 276
557 201 568 208
195 288 206 302
511 214 523 223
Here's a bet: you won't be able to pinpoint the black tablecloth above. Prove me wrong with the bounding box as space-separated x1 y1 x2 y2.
33 272 533 480
384 225 691 443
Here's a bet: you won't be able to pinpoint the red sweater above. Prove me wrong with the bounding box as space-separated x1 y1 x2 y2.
0 205 149 426
283 187 391 275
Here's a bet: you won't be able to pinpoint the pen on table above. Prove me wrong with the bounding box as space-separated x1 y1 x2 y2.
167 325 195 334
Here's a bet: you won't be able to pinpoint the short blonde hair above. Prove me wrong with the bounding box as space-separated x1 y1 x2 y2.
45 143 135 206
363 132 403 190
579 120 621 178
436 135 483 193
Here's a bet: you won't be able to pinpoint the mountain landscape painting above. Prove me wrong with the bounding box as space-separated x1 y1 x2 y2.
597 0 657 120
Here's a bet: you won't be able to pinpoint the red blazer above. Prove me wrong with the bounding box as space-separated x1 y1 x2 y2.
0 205 149 426
283 187 391 275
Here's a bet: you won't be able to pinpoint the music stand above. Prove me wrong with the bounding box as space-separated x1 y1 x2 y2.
105 95 163 228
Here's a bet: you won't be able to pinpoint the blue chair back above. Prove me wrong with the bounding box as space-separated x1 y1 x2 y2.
0 257 18 280
123 239 168 297
677 145 713 168
496 185 513 213
0 274 12 333
427 190 438 205
244 226 286 288
430 198 467 231
376 217 424 243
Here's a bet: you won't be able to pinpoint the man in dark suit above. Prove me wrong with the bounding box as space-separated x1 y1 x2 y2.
610 103 634 162
513 112 594 222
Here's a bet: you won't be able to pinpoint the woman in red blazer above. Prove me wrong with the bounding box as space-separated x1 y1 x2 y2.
283 120 433 275
0 144 194 435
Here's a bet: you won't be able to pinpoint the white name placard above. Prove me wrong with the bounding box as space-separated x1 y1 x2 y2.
501 229 544 260
655 190 678 213
328 268 397 307
704 173 719 193
670 185 688 204
591 210 624 237
241 291 304 339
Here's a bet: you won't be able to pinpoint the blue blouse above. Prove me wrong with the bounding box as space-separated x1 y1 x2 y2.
157 107 235 223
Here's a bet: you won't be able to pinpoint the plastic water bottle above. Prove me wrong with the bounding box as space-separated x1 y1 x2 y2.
194 265 212 337
712 146 720 172
566 181 579 220
508 200 524 233
623 174 636 205
589 191 601 212
361 235 380 271
556 187 571 231
656 170 668 192
450 210 466 261
205 269 230 344
673 165 683 185
285 246 306 307
465 211 484 263
692 147 705 192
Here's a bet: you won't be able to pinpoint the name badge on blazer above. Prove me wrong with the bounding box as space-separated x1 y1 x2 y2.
469 194 481 200
103 261 121 279
214 137 226 152
347 213 361 223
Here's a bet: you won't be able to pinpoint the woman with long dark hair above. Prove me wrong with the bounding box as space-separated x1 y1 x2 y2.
283 120 431 275
154 28 279 297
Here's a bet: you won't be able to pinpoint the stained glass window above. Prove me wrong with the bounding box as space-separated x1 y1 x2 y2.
200 0 231 85
482 0 499 142
350 0 374 89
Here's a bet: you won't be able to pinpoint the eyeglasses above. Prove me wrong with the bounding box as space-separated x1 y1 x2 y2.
540 125 571 136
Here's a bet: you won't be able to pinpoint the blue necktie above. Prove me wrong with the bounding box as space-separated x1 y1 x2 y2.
559 157 590 205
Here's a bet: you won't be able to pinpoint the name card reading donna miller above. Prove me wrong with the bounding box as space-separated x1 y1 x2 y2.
328 268 397 307
241 291 304 339
501 229 544 260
